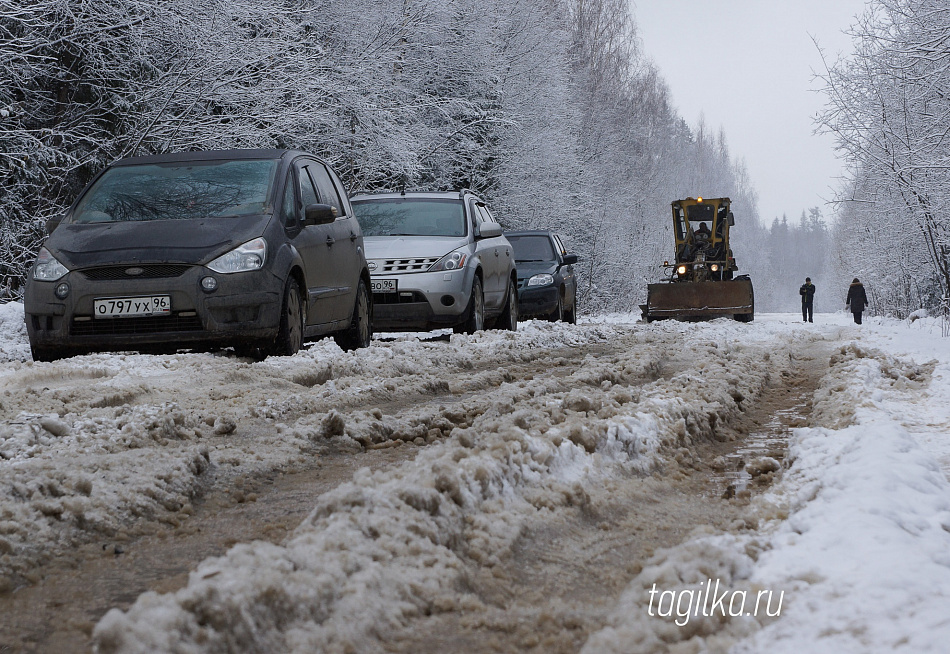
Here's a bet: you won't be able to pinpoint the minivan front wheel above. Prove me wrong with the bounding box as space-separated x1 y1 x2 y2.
272 278 304 356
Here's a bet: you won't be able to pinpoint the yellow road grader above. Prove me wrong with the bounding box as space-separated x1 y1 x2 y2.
641 197 754 322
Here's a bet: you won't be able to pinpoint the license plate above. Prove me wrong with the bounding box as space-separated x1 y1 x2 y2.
371 279 398 293
94 295 171 318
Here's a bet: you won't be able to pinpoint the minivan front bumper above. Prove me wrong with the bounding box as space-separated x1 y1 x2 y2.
25 265 283 354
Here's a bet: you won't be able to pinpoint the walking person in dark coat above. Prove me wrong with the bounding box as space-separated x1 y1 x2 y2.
846 278 869 324
800 277 816 322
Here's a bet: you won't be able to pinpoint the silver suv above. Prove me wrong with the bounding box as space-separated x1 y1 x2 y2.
350 190 517 333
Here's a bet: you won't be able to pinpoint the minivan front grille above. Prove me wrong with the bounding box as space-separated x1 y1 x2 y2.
70 313 203 336
80 265 192 281
378 258 440 273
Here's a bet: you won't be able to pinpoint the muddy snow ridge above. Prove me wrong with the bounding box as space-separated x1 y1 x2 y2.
89 321 793 653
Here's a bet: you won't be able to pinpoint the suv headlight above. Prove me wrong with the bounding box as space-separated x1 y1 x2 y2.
33 247 69 281
429 250 467 272
207 237 266 273
527 273 554 287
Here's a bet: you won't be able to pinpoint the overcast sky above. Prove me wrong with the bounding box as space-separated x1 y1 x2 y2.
634 0 869 225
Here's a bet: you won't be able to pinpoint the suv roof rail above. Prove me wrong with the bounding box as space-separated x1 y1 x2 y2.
351 187 475 198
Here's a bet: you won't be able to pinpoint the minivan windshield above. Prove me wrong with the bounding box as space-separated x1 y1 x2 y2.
508 235 555 262
352 198 467 237
72 159 279 223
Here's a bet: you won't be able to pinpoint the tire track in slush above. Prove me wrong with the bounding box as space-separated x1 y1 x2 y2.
0 330 666 654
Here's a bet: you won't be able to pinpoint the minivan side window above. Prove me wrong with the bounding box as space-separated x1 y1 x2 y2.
297 165 319 208
281 171 300 230
308 163 345 217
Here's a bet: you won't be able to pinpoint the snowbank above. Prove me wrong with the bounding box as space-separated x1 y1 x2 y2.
582 336 950 653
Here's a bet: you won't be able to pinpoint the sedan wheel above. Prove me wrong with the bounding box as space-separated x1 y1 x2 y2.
548 294 563 322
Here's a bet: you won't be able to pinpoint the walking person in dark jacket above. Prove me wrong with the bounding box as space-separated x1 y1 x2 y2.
846 278 869 324
799 277 815 322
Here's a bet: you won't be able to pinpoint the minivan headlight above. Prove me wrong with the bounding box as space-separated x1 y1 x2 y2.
207 237 266 273
429 250 467 272
527 273 554 287
33 247 69 281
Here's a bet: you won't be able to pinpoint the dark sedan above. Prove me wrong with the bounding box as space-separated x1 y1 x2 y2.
506 230 579 323
24 149 372 360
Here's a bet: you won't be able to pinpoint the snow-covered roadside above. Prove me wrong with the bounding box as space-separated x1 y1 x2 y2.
90 319 797 652
583 315 950 653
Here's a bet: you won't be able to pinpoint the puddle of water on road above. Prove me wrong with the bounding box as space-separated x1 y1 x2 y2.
714 399 810 493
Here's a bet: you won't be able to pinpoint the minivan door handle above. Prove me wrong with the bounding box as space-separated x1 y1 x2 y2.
326 236 336 246
349 232 358 241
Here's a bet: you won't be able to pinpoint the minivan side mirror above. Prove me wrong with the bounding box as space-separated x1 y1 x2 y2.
46 214 64 234
305 203 337 225
562 253 579 265
478 223 503 239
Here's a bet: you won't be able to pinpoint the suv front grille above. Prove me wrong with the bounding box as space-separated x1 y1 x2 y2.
373 291 427 304
80 265 192 281
377 258 440 273
71 313 203 336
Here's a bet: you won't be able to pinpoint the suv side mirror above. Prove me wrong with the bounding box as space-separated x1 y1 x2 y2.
46 214 64 234
305 203 337 225
477 223 502 239
562 253 578 265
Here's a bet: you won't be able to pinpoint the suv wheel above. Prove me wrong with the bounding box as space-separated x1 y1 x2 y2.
456 276 485 334
335 278 372 350
271 278 303 356
495 280 518 331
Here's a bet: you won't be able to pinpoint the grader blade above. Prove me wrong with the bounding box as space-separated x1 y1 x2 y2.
644 278 754 322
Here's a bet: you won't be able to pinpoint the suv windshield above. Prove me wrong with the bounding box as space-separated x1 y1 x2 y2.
508 235 555 262
352 198 466 237
72 159 279 223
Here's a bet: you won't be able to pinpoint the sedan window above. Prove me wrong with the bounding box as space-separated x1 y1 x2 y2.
508 235 556 262
72 159 279 223
352 199 466 237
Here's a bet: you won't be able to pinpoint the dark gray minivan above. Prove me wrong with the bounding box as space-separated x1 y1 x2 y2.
24 149 372 361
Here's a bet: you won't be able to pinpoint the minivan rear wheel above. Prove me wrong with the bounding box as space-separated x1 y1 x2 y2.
335 278 372 350
271 278 303 356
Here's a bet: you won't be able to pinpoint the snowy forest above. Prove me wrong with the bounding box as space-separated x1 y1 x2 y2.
0 0 760 312
819 0 950 319
1 0 946 318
